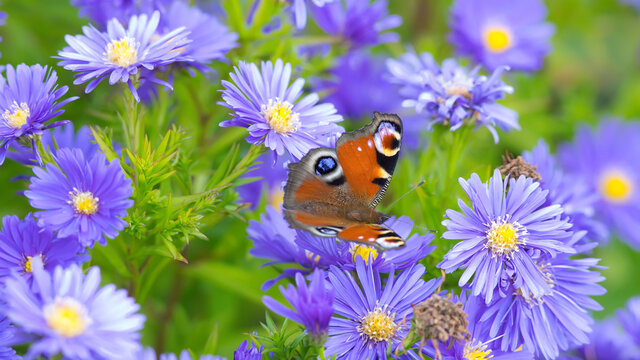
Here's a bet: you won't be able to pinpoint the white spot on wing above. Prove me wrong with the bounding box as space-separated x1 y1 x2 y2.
367 140 374 148
357 146 362 151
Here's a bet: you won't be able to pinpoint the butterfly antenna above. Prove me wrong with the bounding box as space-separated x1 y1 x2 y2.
383 180 425 213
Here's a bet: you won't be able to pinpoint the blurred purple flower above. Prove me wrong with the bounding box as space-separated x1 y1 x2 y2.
263 269 334 344
387 52 518 143
0 318 20 360
439 169 574 303
448 0 554 72
25 148 133 248
324 259 440 359
0 64 77 165
219 59 343 161
0 213 86 285
233 339 262 360
559 317 639 360
236 153 288 210
3 258 145 359
559 120 640 249
138 347 225 360
57 12 191 102
310 0 401 49
618 296 640 348
288 0 336 30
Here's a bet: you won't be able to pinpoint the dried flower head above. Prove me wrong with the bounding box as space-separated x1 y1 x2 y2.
499 152 541 181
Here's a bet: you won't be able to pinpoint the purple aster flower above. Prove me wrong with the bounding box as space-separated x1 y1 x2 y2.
70 0 138 28
0 213 86 285
0 64 77 165
263 269 334 344
25 148 134 248
57 11 191 102
314 50 402 120
138 347 225 360
3 257 145 359
0 318 20 360
387 52 518 143
618 296 640 348
310 0 402 49
219 59 343 161
288 0 336 30
439 169 574 303
237 153 288 210
324 259 440 359
522 139 608 243
448 0 554 72
560 318 639 360
233 339 262 360
559 119 640 249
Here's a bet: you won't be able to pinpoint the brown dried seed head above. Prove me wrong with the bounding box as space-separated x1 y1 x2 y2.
412 294 470 344
499 152 541 181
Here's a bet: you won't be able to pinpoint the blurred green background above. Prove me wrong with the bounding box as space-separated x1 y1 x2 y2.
1 0 640 357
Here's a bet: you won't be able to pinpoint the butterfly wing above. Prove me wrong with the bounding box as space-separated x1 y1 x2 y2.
335 111 402 207
338 223 405 250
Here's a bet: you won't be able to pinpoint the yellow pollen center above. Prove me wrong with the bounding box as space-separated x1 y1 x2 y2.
69 190 99 215
357 306 397 342
106 37 139 67
3 102 30 129
599 171 633 204
484 26 512 53
270 188 285 209
44 297 91 338
351 245 379 265
261 99 301 134
464 347 493 360
485 219 525 256
23 254 44 273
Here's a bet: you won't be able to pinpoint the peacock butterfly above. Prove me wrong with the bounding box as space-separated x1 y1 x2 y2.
283 111 405 250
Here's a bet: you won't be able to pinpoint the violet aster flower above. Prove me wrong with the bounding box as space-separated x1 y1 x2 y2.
25 148 134 248
0 64 77 165
234 339 262 360
288 0 336 30
0 318 20 360
560 318 639 360
70 0 140 28
3 258 145 359
448 0 555 72
523 139 608 243
314 50 402 120
263 269 334 344
219 59 343 161
387 52 518 143
57 11 191 102
324 259 440 359
310 0 401 49
618 296 640 347
0 213 86 285
439 169 574 303
559 119 640 249
138 347 225 360
237 153 288 210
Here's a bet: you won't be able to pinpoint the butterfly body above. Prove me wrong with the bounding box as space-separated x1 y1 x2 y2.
283 112 404 250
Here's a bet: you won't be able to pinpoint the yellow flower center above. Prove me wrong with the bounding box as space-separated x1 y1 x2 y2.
69 189 99 215
350 244 379 265
106 37 139 68
261 98 301 134
270 188 285 209
23 254 44 273
485 218 526 256
357 305 397 343
484 26 513 53
599 170 633 204
3 102 30 129
464 341 494 360
305 250 321 264
44 297 92 338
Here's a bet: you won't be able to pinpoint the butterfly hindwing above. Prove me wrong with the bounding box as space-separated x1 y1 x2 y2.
336 111 402 207
338 223 405 250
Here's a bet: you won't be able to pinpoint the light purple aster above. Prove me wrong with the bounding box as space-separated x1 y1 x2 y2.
233 339 262 360
478 246 605 359
314 50 402 120
3 257 145 359
439 169 574 303
138 347 225 360
310 0 401 49
219 59 344 161
448 0 555 72
324 259 440 359
618 296 640 348
288 0 336 30
559 317 639 360
25 148 134 248
387 52 519 143
0 213 86 285
0 318 20 360
559 119 640 249
522 139 608 243
57 11 191 102
0 64 77 165
70 0 140 28
263 269 334 344
236 153 288 210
